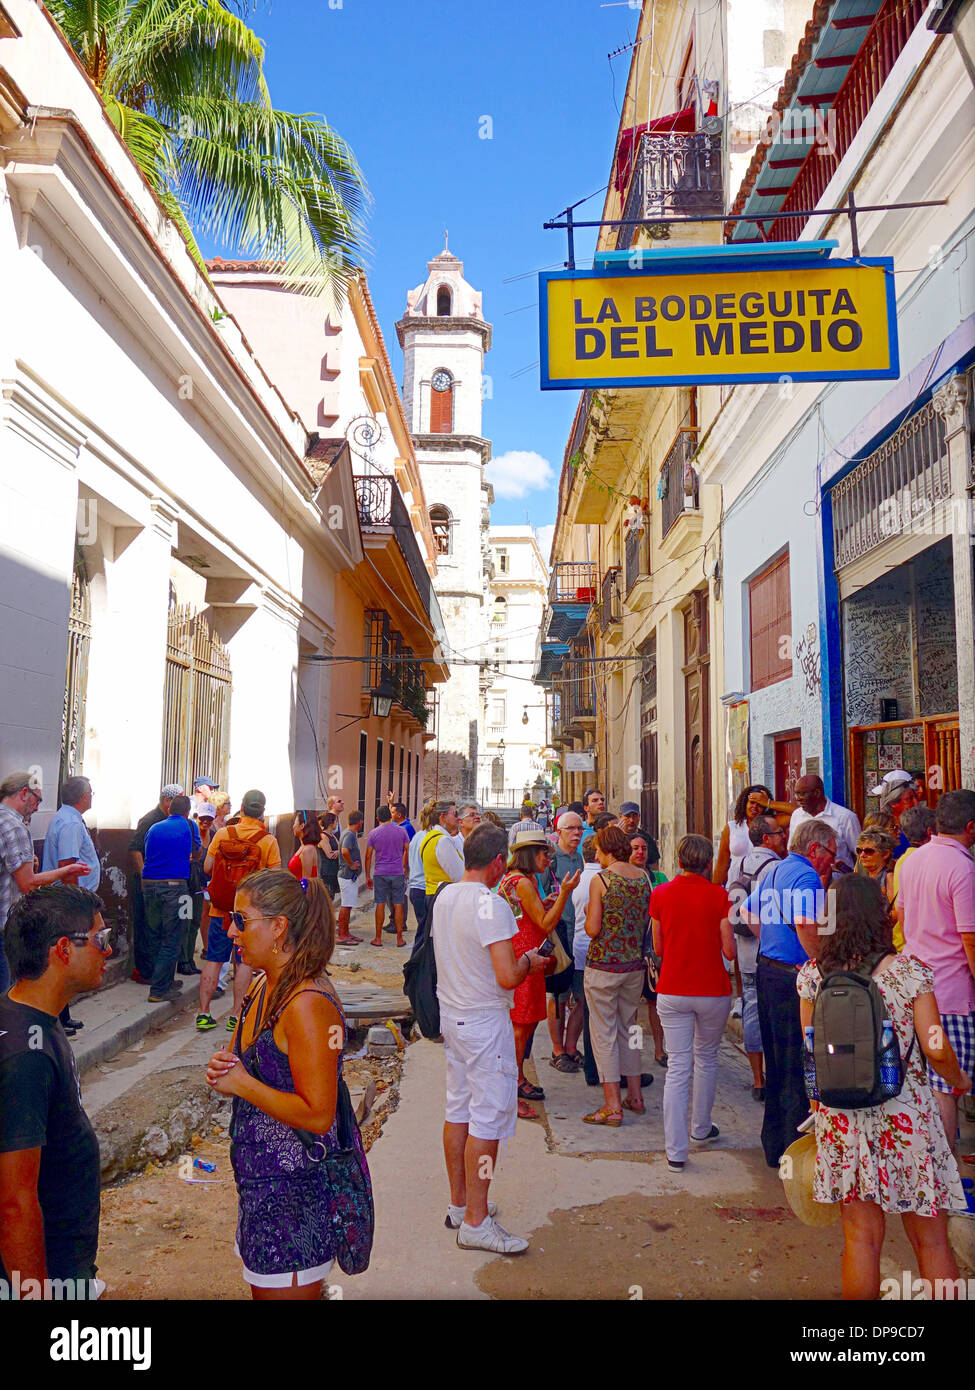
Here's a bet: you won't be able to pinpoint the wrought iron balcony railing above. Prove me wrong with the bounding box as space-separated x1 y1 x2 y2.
616 130 722 250
774 0 926 244
600 566 621 631
549 561 597 606
354 475 444 639
660 427 700 538
624 527 649 596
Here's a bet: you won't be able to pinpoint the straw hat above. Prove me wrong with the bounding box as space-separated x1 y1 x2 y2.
510 829 551 851
779 1133 840 1228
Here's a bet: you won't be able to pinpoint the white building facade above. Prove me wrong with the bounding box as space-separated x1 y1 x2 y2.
482 527 550 806
0 0 360 925
397 248 493 803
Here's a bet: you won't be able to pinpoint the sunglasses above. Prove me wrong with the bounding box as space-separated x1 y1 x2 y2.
67 927 112 952
856 847 881 856
229 911 275 931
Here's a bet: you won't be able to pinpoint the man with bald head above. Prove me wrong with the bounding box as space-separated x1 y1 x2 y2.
788 774 860 872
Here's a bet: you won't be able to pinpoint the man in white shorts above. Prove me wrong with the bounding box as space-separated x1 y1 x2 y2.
431 822 547 1256
336 811 364 945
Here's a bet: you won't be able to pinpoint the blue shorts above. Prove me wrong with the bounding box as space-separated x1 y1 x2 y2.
204 913 238 965
373 873 406 906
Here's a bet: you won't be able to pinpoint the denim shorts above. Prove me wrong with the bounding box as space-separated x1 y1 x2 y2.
204 912 237 964
373 873 406 906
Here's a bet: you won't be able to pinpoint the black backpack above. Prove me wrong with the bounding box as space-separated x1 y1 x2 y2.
812 951 914 1110
402 896 441 1040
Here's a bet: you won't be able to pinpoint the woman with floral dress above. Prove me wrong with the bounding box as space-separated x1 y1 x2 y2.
797 875 970 1300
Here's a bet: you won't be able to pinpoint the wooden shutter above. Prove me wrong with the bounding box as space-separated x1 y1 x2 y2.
749 553 792 692
430 383 453 434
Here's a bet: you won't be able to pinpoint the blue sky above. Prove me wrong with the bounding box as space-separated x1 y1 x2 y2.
235 0 639 552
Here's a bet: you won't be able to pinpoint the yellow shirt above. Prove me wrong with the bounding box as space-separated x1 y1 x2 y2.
420 826 461 894
889 845 918 951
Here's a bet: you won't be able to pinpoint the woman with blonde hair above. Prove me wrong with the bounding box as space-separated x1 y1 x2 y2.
206 870 370 1298
407 798 440 941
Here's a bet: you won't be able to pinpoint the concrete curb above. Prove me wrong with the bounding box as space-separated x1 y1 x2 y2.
72 979 213 1078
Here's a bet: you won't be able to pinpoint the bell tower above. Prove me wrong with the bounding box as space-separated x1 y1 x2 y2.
397 245 493 802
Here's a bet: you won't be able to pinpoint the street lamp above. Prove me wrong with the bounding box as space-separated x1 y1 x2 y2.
371 689 393 718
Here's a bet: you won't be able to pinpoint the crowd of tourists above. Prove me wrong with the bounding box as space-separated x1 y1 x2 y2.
0 766 972 1300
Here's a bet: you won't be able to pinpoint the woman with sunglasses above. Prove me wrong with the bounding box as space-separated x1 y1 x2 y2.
713 784 794 889
205 869 356 1299
854 829 897 904
499 832 579 1118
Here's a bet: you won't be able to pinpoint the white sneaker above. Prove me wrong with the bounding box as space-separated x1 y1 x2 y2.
456 1216 529 1255
445 1200 498 1229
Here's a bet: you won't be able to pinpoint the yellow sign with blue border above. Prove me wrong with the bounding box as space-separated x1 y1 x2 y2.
539 250 898 389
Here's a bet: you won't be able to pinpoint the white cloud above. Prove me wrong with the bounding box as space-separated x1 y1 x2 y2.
486 449 554 499
534 523 555 562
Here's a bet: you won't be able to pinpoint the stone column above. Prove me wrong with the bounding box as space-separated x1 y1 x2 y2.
932 371 974 787
86 497 175 834
223 587 301 819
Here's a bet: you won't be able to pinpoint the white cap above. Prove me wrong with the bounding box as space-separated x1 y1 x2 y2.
196 802 217 819
868 769 913 798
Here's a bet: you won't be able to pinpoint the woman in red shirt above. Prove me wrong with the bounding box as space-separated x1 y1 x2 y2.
289 812 322 880
650 834 734 1172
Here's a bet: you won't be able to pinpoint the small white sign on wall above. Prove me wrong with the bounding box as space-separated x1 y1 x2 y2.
565 751 595 773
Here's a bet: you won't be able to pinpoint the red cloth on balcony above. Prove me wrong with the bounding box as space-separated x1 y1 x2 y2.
613 105 696 194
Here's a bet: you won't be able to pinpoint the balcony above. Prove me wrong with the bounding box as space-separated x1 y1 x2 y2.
560 643 597 736
600 566 621 632
625 525 651 596
660 426 700 539
355 473 442 617
534 628 570 686
772 0 927 244
363 614 430 728
546 561 597 642
616 130 722 250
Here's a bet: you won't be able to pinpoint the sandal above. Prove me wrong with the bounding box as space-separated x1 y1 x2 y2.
621 1097 645 1113
517 1099 539 1120
549 1053 580 1074
518 1080 545 1101
582 1108 623 1127
567 1051 584 1067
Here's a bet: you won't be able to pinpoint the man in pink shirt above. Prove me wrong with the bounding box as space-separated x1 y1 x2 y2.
898 789 975 1154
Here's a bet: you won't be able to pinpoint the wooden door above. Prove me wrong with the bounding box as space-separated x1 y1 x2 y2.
774 730 802 803
683 592 711 838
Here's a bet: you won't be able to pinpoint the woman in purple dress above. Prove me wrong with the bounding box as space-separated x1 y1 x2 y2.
205 869 349 1300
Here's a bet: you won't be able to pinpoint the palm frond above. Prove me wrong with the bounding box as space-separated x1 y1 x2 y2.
170 97 369 294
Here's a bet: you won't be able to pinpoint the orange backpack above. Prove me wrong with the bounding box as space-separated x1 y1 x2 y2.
208 826 268 911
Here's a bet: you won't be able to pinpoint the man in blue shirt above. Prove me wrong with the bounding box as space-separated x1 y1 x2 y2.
542 811 584 1072
743 817 837 1168
142 795 201 1004
41 777 101 1035
42 778 100 893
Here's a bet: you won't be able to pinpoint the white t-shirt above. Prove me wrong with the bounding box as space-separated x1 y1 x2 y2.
431 881 518 1016
572 864 603 969
789 800 861 867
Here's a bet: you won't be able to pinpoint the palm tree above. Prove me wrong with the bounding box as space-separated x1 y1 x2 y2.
49 0 368 297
